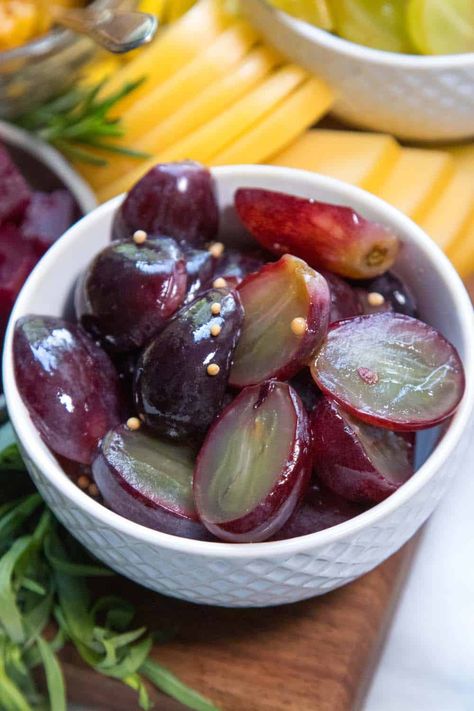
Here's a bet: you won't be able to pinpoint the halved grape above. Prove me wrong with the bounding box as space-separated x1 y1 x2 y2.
311 312 465 430
14 316 122 464
355 287 393 315
76 237 187 352
92 425 212 539
134 288 244 440
182 247 214 303
272 481 366 540
0 224 37 344
194 381 312 542
320 269 361 323
235 188 400 279
289 367 322 412
112 161 218 247
229 255 330 388
20 190 76 257
311 397 415 503
212 248 266 288
0 144 31 223
356 271 417 317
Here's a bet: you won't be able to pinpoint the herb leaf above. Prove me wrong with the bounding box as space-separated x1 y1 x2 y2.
35 637 66 711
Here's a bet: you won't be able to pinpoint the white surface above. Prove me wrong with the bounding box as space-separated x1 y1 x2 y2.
366 422 474 711
4 166 474 607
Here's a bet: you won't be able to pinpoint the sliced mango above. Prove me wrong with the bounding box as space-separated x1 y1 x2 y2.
420 170 474 251
271 129 399 191
210 78 333 165
374 148 454 221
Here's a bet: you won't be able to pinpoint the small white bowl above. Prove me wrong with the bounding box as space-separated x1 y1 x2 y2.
4 165 474 607
241 0 474 142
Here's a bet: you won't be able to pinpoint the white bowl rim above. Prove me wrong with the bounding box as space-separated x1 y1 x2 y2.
3 164 474 560
255 0 474 68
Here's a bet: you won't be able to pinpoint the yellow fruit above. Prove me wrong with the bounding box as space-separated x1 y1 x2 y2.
420 170 474 251
447 212 474 278
269 0 333 29
210 77 333 165
271 129 399 191
0 1 37 50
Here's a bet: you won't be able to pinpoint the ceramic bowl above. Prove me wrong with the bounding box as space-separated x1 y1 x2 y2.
4 165 474 607
241 0 474 142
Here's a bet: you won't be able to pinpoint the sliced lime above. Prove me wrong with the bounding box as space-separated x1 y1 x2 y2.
330 0 414 53
406 0 474 55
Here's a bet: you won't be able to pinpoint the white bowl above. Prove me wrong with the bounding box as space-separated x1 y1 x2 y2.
241 0 474 142
3 166 474 607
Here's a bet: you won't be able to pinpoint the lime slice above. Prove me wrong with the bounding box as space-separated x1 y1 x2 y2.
268 0 334 30
330 0 413 53
406 0 474 55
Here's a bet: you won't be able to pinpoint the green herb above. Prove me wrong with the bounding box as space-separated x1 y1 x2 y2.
13 79 150 167
0 422 219 710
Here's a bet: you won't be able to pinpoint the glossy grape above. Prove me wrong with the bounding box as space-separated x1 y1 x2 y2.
14 316 122 464
311 312 465 430
212 248 266 288
320 269 362 323
356 271 418 317
311 397 415 503
194 381 312 542
112 161 218 247
235 188 400 279
134 288 244 440
0 143 31 222
21 190 76 257
182 247 214 303
76 237 187 352
0 224 37 343
229 255 330 387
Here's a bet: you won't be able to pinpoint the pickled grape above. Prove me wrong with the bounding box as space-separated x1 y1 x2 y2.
320 269 361 322
211 248 267 288
20 190 76 257
182 246 214 303
194 381 312 542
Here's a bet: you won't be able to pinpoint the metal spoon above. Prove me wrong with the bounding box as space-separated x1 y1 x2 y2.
51 4 158 54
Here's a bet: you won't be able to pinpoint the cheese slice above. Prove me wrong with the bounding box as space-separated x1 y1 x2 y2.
420 169 474 251
447 211 474 278
210 78 333 165
271 129 399 191
375 148 454 221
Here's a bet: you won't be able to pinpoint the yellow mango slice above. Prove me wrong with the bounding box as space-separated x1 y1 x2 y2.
103 0 229 112
210 78 333 165
112 21 258 143
271 129 399 191
98 64 307 202
375 148 454 221
84 46 279 192
420 170 474 251
447 211 474 278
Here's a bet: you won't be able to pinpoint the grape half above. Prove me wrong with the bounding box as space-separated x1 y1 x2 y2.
194 381 312 542
311 312 465 430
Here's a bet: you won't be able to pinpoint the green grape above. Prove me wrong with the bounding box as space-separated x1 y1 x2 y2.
329 0 414 53
406 0 474 54
268 0 334 29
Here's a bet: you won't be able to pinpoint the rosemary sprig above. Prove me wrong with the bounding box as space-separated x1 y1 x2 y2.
0 423 219 711
14 78 150 167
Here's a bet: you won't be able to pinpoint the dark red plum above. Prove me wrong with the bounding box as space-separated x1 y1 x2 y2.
311 398 415 503
0 224 37 342
212 248 266 288
311 313 465 430
235 188 400 279
76 237 187 352
20 190 75 257
182 247 214 303
0 143 31 222
92 425 212 540
134 288 244 440
356 271 418 317
229 255 330 388
272 481 367 539
194 381 312 542
112 161 218 247
320 269 361 323
14 316 122 464
289 368 322 412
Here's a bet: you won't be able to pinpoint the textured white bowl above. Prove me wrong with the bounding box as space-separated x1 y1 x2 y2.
241 0 474 142
4 166 474 607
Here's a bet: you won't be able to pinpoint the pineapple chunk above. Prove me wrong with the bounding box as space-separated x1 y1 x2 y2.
210 78 333 165
271 129 399 191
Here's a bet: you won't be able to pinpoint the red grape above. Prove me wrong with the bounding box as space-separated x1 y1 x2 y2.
0 143 31 223
182 247 215 303
134 288 244 440
311 397 415 503
356 271 418 317
92 425 213 539
76 237 187 352
194 381 312 542
211 248 266 288
229 255 330 387
20 190 75 257
112 161 218 247
311 313 465 430
235 188 400 279
14 316 122 464
0 224 37 343
320 269 362 323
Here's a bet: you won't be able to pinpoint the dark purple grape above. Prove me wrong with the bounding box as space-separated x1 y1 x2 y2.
289 368 322 412
355 287 393 315
75 237 187 352
182 247 214 303
355 271 417 317
311 397 415 503
134 288 244 440
311 313 465 430
320 269 361 323
194 381 312 542
0 223 37 344
212 248 266 288
112 161 218 247
20 190 75 257
92 425 213 540
272 481 367 539
0 143 31 222
14 316 122 464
